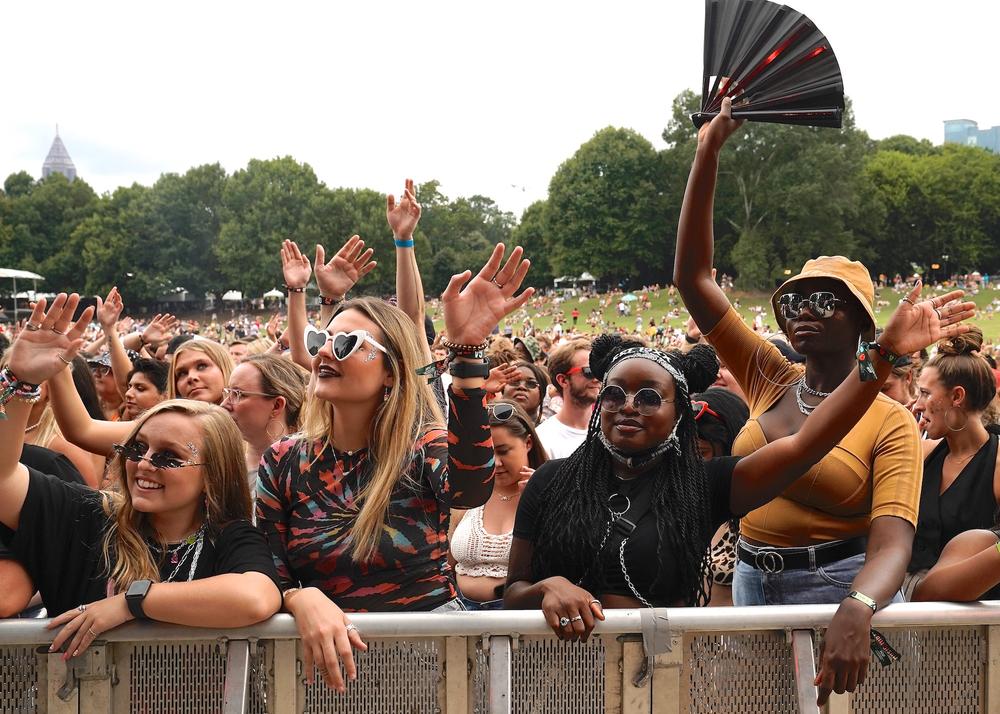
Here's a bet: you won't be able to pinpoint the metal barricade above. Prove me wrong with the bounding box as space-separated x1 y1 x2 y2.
2 602 1000 713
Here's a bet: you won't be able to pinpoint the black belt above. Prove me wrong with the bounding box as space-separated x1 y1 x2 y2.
737 536 867 574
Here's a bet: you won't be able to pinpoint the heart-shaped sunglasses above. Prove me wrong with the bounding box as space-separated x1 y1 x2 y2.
304 328 389 361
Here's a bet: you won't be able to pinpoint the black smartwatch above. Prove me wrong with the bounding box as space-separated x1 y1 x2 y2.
448 359 490 379
125 579 154 620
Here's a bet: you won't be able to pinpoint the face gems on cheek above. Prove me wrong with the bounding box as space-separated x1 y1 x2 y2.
186 443 199 456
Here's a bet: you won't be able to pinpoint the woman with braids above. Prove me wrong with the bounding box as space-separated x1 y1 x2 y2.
504 280 974 651
0 295 280 657
672 97 974 704
258 244 533 692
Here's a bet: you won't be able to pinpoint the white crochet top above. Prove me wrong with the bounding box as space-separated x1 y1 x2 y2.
451 506 513 578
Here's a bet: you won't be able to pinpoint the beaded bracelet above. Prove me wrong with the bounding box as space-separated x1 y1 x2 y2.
441 337 489 360
320 295 344 306
0 367 42 419
282 284 306 294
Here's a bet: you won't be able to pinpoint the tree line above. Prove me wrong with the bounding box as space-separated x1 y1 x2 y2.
2 90 998 303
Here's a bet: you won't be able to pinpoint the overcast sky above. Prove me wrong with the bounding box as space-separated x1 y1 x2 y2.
3 0 996 217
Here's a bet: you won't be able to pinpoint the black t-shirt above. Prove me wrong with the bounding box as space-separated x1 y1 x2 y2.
0 468 280 616
513 455 739 606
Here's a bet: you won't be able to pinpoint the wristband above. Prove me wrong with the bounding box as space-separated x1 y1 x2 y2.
856 341 902 382
394 237 414 248
684 334 700 345
282 284 306 294
448 359 490 379
846 590 877 613
320 295 344 306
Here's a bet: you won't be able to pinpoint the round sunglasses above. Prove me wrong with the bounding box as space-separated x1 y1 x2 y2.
304 328 389 361
777 291 849 320
599 385 673 416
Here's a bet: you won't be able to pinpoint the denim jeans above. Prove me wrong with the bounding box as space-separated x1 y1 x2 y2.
733 551 866 606
430 598 467 612
457 595 503 611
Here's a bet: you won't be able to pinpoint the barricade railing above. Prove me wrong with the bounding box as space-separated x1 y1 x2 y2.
2 601 1000 713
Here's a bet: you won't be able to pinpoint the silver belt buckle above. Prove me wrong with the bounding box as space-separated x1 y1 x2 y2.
754 549 785 574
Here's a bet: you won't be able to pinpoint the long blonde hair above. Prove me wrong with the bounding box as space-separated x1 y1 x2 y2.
243 354 309 429
166 340 234 400
301 297 444 562
102 399 251 590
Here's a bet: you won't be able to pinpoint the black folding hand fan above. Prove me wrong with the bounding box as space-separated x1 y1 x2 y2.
691 0 844 129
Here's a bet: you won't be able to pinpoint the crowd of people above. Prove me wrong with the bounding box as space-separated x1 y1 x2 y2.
0 107 996 705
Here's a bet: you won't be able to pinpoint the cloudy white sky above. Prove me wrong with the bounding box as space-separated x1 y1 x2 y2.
3 0 995 217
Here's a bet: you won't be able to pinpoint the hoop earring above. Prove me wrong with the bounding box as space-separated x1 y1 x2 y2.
945 407 969 432
265 419 284 441
383 386 391 403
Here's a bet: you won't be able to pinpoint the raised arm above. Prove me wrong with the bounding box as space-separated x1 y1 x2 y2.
314 235 377 326
0 295 94 530
730 283 975 515
280 239 314 370
441 244 534 508
48 366 132 457
96 288 132 399
673 96 744 333
388 178 433 363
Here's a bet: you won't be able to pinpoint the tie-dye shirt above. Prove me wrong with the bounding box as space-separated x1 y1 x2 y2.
256 386 495 612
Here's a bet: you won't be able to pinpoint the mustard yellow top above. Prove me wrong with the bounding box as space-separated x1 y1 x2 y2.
706 307 921 546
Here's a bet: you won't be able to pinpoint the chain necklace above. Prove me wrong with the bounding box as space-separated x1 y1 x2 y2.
497 492 520 502
23 420 42 433
578 493 654 608
798 377 832 398
157 525 207 582
795 379 824 416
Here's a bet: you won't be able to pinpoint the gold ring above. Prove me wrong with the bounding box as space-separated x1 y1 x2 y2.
58 354 73 365
87 628 98 638
51 327 68 336
24 322 42 332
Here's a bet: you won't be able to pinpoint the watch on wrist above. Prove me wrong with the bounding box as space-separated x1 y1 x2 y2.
126 579 154 620
448 359 490 379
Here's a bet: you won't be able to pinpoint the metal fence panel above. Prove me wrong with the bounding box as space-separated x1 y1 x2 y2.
0 646 36 714
123 642 227 714
301 638 442 713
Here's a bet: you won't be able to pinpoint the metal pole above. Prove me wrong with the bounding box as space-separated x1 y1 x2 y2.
12 276 17 324
488 636 512 714
791 630 820 714
223 640 250 714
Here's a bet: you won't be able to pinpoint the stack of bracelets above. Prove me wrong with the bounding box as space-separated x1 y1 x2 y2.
0 367 42 419
440 338 490 380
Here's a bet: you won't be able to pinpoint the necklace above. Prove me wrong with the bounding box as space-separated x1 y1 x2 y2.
24 420 41 433
798 377 832 398
498 492 520 502
156 524 207 582
794 379 826 416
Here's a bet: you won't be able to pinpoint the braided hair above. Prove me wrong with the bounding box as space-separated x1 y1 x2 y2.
529 335 719 606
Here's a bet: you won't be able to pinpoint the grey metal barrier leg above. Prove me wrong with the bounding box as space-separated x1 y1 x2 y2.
487 635 512 714
223 639 250 714
791 629 820 714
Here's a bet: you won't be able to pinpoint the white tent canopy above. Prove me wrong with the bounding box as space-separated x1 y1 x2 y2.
222 290 243 301
1 268 45 322
262 288 284 299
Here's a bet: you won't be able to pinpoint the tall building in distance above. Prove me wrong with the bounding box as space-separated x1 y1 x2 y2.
943 119 1000 153
41 127 77 181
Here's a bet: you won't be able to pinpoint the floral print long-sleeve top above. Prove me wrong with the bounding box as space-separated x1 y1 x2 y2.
256 386 495 612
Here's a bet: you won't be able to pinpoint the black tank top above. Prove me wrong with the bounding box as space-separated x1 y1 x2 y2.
909 433 999 572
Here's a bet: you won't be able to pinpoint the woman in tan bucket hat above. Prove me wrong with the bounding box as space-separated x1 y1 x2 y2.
673 98 967 705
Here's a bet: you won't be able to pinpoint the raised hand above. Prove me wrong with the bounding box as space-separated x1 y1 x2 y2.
7 295 94 385
386 178 421 240
266 313 282 342
142 313 178 346
441 244 534 346
96 287 124 330
483 363 520 395
697 95 745 153
117 316 134 335
281 240 312 290
314 236 376 300
879 280 976 356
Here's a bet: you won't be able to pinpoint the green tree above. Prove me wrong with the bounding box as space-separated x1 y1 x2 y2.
546 127 667 286
511 200 553 287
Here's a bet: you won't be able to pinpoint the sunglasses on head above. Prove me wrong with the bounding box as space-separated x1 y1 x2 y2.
691 400 723 423
599 385 672 416
112 442 204 470
90 365 111 378
488 402 530 428
565 365 595 380
304 328 389 361
777 292 849 320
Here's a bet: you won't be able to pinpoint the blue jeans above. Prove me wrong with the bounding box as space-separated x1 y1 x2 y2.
457 595 503 611
733 548 869 606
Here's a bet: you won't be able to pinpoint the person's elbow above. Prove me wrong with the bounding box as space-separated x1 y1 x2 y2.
232 575 282 624
0 561 35 618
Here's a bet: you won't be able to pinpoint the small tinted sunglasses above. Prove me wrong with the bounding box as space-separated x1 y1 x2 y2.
506 378 540 390
305 328 389 361
599 385 672 416
777 292 849 320
691 400 723 423
112 442 204 470
565 365 595 380
488 402 529 427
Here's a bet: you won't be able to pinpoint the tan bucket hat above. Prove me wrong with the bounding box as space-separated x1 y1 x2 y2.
770 256 876 341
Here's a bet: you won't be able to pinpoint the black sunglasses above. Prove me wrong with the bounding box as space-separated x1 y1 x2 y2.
112 442 204 470
566 365 595 380
777 292 849 320
488 402 531 427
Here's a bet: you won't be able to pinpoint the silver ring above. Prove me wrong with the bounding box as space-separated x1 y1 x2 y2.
558 616 571 627
934 307 943 320
345 623 358 633
570 615 583 622
899 297 915 306
589 599 601 606
491 279 504 289
51 327 68 335
58 354 73 365
24 322 42 332
77 604 87 613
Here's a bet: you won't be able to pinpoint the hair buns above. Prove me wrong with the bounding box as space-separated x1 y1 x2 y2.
937 326 984 357
679 344 720 394
589 335 644 381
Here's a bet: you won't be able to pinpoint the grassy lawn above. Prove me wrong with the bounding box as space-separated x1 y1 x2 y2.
433 284 1000 342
